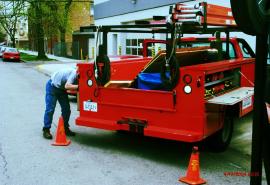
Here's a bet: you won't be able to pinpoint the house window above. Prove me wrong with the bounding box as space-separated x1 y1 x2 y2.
126 38 143 55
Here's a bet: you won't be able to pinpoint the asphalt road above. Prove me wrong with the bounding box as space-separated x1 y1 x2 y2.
0 60 267 185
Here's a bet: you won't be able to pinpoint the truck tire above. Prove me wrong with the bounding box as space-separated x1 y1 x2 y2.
208 116 234 152
230 0 270 35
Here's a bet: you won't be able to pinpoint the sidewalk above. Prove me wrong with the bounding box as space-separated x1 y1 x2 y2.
20 50 87 76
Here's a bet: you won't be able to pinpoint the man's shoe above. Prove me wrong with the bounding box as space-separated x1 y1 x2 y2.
43 128 53 139
65 127 76 136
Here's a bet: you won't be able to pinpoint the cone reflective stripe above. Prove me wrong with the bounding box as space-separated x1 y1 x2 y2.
179 146 206 185
52 117 71 146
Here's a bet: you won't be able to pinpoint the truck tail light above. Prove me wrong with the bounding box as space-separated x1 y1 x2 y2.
183 74 192 84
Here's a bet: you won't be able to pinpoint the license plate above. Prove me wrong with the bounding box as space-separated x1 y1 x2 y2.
10 57 14 59
242 96 252 110
83 101 98 112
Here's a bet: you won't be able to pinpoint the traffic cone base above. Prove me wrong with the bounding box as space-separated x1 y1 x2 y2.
52 117 71 146
179 176 206 185
52 140 71 146
179 146 206 185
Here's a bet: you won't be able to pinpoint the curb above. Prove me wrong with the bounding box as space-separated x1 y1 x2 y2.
36 65 51 77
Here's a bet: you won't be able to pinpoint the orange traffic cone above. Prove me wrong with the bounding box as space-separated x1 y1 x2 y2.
52 117 71 146
179 146 206 185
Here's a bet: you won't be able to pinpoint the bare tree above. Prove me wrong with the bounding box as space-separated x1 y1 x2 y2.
0 0 26 48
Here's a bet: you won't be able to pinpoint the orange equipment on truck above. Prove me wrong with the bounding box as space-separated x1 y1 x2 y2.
172 2 236 26
76 1 255 151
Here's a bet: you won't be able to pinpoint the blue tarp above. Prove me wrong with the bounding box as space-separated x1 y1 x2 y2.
137 72 167 90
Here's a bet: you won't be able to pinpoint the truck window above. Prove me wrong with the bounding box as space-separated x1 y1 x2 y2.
222 42 236 59
237 38 255 58
180 42 236 59
239 42 253 58
146 40 238 59
184 42 209 48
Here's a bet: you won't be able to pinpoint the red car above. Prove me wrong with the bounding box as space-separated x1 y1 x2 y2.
3 48 20 62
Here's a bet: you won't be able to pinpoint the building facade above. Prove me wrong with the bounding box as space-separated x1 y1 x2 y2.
16 16 28 49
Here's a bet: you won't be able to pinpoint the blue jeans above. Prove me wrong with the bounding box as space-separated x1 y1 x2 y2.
43 80 71 129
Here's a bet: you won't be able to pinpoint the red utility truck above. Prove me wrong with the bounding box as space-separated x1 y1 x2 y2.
76 2 255 151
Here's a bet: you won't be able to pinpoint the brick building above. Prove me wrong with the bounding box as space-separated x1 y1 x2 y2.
67 2 94 43
70 1 94 59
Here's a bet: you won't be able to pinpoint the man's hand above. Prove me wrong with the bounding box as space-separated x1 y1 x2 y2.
65 83 78 91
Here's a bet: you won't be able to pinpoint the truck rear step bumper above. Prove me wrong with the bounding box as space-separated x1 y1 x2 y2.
76 117 204 142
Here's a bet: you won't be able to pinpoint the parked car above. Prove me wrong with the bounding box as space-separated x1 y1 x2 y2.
3 48 20 62
0 46 7 58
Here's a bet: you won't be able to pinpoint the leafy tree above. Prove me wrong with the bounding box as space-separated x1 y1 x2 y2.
46 0 73 56
59 0 73 56
27 0 73 58
0 27 6 42
28 1 48 59
58 0 72 44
